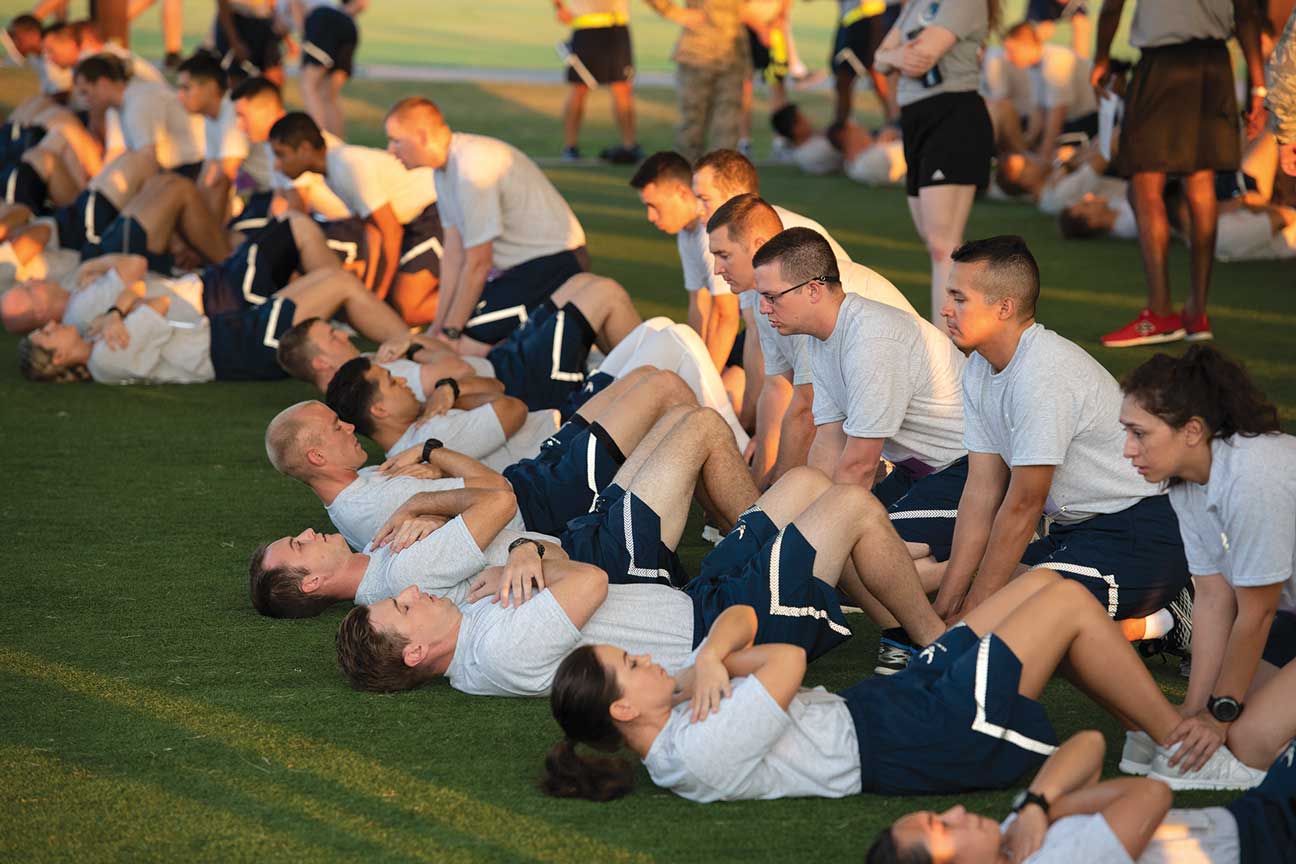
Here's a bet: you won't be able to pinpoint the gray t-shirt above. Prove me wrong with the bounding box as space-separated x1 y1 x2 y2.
894 0 988 107
642 675 861 802
983 45 1037 116
446 582 695 697
1168 433 1296 612
809 292 966 470
1031 44 1097 121
1129 0 1232 49
385 407 559 473
87 301 214 385
65 270 207 335
679 219 725 296
791 136 843 175
963 324 1151 524
354 517 556 606
1019 807 1240 864
324 466 466 551
324 145 437 225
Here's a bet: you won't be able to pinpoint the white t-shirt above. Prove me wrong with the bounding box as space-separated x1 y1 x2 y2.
982 46 1037 117
791 136 843 175
324 145 437 225
809 293 966 470
375 355 497 403
678 219 725 296
1019 807 1240 864
267 130 352 219
385 408 560 474
1168 433 1296 612
1031 44 1098 121
1111 198 1137 239
324 466 466 551
205 96 250 162
87 302 214 384
65 269 206 334
845 141 907 186
1038 164 1128 216
106 79 206 169
963 324 1152 525
446 582 696 697
435 132 585 270
1215 209 1296 262
643 675 861 802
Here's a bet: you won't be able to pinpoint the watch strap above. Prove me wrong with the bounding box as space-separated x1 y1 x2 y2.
419 437 443 463
434 377 461 400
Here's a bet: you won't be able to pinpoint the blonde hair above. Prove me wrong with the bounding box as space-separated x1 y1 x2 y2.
17 336 90 383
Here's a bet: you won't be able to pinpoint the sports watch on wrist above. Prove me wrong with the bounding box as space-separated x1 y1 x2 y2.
1011 789 1050 818
442 327 462 340
507 537 545 558
434 377 461 400
1208 695 1243 723
404 343 421 361
419 438 443 463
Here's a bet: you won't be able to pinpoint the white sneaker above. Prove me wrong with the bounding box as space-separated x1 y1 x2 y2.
1149 743 1268 791
1120 730 1156 775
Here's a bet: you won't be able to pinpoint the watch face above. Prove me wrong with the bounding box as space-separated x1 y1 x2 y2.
1211 698 1241 722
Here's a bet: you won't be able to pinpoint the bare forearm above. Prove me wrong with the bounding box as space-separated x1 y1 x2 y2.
700 605 758 661
375 225 402 301
1026 731 1104 807
425 448 508 488
832 452 880 488
705 305 739 373
395 488 500 518
938 499 998 605
966 503 1042 605
361 222 382 293
1182 584 1233 712
1213 612 1275 701
1093 0 1125 61
444 254 492 332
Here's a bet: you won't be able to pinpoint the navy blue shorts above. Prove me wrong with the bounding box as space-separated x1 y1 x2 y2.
560 483 690 588
202 218 300 316
1022 495 1189 619
1227 742 1296 864
0 123 45 164
208 295 295 381
213 12 282 76
488 300 594 411
398 202 442 275
98 215 173 274
686 508 853 660
559 370 615 422
169 161 204 182
537 414 589 459
1026 0 1086 21
320 216 368 269
302 6 358 75
886 456 969 560
2 161 48 213
1263 610 1296 668
227 190 274 235
465 246 589 344
830 4 900 74
57 188 119 257
504 421 624 535
844 625 1057 795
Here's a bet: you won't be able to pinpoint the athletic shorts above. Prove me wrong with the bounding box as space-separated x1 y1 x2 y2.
169 161 204 182
200 218 300 316
1026 0 1086 22
686 507 853 661
568 25 633 85
0 122 45 164
724 327 746 370
844 624 1057 795
302 6 358 76
747 27 788 83
1226 741 1296 864
397 201 443 275
97 214 174 274
537 413 592 459
320 216 368 269
1021 495 1190 620
1 161 48 213
504 421 624 535
57 187 119 258
1115 39 1239 177
560 483 690 588
830 5 900 75
557 369 615 422
1263 610 1296 669
465 246 590 344
1214 170 1259 201
487 299 594 411
213 12 282 76
208 295 295 381
900 90 993 196
886 456 970 559
1061 111 1099 139
227 190 274 235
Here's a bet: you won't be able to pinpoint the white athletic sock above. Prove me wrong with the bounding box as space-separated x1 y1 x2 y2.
1141 608 1174 640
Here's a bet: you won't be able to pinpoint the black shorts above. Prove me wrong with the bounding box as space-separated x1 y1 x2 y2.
1115 39 1239 177
302 6 358 76
57 187 120 257
560 483 690 587
169 161 204 181
465 246 589 344
2 160 48 213
567 25 634 85
1226 741 1296 864
487 299 595 411
830 5 900 75
1061 111 1098 139
900 90 994 196
319 216 368 269
213 12 282 76
1 122 45 164
397 202 443 275
201 218 300 316
1263 610 1296 669
1026 0 1086 21
98 215 173 274
208 295 295 381
504 420 624 535
227 190 274 235
746 27 788 82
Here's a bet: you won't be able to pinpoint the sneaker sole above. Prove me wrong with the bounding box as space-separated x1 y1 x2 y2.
1101 328 1187 349
1119 758 1153 776
1148 770 1263 791
872 665 904 676
1183 331 1214 342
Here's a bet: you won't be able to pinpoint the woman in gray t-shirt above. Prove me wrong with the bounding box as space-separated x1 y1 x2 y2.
872 0 997 333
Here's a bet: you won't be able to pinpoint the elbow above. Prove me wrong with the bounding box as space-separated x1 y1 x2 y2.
495 396 528 437
490 487 518 522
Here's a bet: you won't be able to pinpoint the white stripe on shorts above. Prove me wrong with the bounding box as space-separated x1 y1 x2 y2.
262 296 285 349
550 310 584 382
768 530 852 637
1036 561 1120 618
970 636 1058 756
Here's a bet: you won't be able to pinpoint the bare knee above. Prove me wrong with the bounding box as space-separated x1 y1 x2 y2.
647 369 696 408
1039 576 1101 613
771 465 832 501
829 482 886 522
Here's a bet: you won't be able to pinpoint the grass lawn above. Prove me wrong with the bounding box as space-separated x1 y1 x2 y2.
1 42 1292 863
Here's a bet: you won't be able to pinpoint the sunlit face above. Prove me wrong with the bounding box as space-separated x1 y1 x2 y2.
593 644 676 716
368 585 461 665
1120 394 1191 485
708 224 754 292
753 262 813 335
1003 35 1042 69
299 401 367 469
1 281 66 333
637 180 697 235
175 72 219 116
263 528 350 579
73 75 119 113
691 165 736 222
940 261 1001 351
1067 194 1116 226
890 807 1002 864
234 97 281 143
366 364 420 421
30 320 87 366
306 320 359 370
384 114 449 170
270 140 312 179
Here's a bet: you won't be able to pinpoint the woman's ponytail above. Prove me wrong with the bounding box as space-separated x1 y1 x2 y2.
1122 344 1279 441
540 738 635 801
540 646 635 801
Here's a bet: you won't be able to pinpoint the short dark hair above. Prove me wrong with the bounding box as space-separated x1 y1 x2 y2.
41 21 73 40
247 542 339 619
751 226 840 286
276 317 323 382
629 150 692 190
1058 205 1103 239
950 235 1040 318
73 53 129 83
706 192 783 245
230 75 281 105
325 356 378 436
770 104 799 139
336 605 420 692
8 14 41 38
1004 20 1037 42
865 828 933 864
177 51 227 90
268 111 325 150
694 149 759 195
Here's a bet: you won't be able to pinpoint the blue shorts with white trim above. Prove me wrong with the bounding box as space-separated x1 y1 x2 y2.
560 483 689 588
97 214 173 274
886 456 969 561
487 300 595 411
227 191 274 235
398 202 443 275
559 370 615 422
58 187 119 257
686 509 853 659
209 296 296 381
504 421 624 535
201 218 300 316
1021 494 1189 619
464 247 589 344
301 6 358 75
845 626 1057 795
1227 741 1296 864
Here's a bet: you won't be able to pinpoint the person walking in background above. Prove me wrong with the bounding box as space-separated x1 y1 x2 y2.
831 0 902 125
873 0 998 334
1092 0 1267 348
554 0 642 164
645 0 751 162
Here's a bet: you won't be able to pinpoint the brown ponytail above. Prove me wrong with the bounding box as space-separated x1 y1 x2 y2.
540 646 635 801
1122 345 1280 441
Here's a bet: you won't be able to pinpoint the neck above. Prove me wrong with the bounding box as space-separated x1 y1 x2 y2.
370 415 411 453
1179 441 1215 486
423 618 462 678
310 150 328 174
977 318 1034 373
327 553 369 601
808 291 846 341
308 464 361 506
620 706 672 760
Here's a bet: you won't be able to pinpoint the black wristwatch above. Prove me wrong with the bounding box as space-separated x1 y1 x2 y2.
404 343 421 361
1208 695 1244 723
434 377 461 400
442 327 462 340
106 306 125 319
1011 789 1050 818
419 438 443 463
507 537 545 558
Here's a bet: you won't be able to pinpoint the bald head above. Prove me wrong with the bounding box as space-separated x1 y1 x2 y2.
2 281 68 334
265 400 325 479
384 97 452 170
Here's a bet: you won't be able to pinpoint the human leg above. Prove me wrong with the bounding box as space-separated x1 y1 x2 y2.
285 210 341 273
675 64 712 163
707 61 745 152
1130 171 1173 317
279 269 407 342
549 272 641 351
1180 168 1218 322
609 81 636 149
324 70 348 138
1229 660 1296 770
563 82 589 151
300 64 329 138
916 183 977 332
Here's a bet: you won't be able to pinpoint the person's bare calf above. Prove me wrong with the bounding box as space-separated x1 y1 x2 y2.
279 269 408 344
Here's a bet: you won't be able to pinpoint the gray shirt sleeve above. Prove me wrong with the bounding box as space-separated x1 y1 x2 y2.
1220 472 1296 589
1021 814 1135 864
1169 486 1227 577
87 306 173 384
664 676 792 795
453 590 583 697
380 515 489 596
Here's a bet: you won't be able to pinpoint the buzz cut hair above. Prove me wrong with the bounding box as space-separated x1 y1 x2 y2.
177 51 228 91
386 95 445 127
750 226 840 286
268 111 324 150
705 193 784 246
230 75 281 105
693 149 759 196
949 235 1041 319
629 151 692 190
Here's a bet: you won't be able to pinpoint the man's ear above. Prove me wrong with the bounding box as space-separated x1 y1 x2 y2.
402 641 427 669
305 446 327 467
309 355 331 373
299 571 322 594
608 698 639 724
370 400 388 421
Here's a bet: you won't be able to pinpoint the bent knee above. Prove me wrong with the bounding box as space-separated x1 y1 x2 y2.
648 369 696 405
774 465 832 499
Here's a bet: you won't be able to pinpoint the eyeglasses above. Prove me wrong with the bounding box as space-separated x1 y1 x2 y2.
758 275 835 306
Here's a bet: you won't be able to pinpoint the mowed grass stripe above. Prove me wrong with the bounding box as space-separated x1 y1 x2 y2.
0 648 654 864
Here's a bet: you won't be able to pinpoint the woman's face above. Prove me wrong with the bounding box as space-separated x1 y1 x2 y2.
890 806 1003 864
1120 394 1192 485
30 320 84 367
593 644 676 719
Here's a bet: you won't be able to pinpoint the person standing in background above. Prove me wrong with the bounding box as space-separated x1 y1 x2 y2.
1092 0 1266 349
831 0 902 125
1267 8 1296 176
554 0 642 164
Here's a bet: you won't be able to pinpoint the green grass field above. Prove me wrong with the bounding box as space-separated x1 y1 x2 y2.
1 13 1293 860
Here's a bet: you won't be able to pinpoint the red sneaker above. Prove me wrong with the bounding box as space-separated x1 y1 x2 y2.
1182 311 1214 342
1101 309 1187 348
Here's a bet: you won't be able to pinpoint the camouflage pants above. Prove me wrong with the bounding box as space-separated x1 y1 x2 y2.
675 61 748 162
